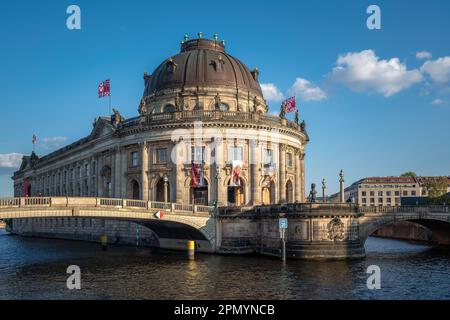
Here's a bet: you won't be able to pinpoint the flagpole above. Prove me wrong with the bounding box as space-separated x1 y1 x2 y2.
109 93 112 115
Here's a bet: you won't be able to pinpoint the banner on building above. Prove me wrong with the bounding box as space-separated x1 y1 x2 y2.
229 160 243 187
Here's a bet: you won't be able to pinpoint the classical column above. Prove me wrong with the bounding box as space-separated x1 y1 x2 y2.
175 139 186 203
113 147 122 198
215 139 226 206
97 154 103 197
250 139 261 205
279 144 286 203
141 142 149 201
339 170 345 203
300 151 306 202
295 149 302 202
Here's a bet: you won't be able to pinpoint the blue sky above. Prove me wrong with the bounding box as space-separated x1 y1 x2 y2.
1 0 450 196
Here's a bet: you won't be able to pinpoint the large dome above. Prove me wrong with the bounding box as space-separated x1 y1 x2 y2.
143 37 263 98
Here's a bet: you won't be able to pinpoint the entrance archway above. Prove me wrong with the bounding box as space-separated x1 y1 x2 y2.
286 180 294 203
191 180 209 205
227 178 245 206
130 180 140 200
262 180 275 205
156 178 170 202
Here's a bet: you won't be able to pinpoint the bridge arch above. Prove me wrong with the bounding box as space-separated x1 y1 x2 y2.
359 213 450 247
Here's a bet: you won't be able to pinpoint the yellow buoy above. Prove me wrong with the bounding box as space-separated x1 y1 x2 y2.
187 240 195 259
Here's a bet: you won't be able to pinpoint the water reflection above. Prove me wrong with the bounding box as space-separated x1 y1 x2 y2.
0 230 449 300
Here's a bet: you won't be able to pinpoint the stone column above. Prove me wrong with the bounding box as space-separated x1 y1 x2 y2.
175 139 186 203
250 139 261 205
279 144 286 203
97 154 103 197
141 142 149 201
339 170 345 203
295 149 302 202
215 139 226 206
300 151 306 202
113 147 122 198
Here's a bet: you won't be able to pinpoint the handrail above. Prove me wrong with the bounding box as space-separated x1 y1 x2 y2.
0 197 214 214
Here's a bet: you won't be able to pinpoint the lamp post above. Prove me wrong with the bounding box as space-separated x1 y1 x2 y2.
163 175 169 203
214 166 221 216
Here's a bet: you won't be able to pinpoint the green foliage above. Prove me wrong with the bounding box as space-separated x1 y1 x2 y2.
401 172 417 178
425 177 448 202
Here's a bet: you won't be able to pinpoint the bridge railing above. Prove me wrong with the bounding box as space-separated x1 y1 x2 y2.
0 197 214 215
359 205 450 214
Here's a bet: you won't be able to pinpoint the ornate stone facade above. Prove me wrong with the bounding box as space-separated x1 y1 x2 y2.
12 36 309 207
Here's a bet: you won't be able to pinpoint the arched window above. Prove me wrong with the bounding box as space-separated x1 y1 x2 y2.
164 104 176 113
216 103 229 112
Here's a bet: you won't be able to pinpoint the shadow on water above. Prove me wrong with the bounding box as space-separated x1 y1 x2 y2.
0 230 449 300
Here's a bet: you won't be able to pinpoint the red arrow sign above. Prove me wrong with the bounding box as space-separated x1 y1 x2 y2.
154 211 164 219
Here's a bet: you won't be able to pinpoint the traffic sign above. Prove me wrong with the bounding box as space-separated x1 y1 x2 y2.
154 211 164 219
279 218 288 229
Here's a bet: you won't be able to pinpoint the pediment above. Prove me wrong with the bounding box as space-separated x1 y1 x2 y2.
90 117 115 140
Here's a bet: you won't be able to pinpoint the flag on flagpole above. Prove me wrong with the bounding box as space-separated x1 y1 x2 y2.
191 162 201 187
32 131 37 145
283 96 296 113
98 79 111 98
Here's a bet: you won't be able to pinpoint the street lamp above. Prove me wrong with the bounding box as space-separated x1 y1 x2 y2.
163 175 169 203
214 166 221 215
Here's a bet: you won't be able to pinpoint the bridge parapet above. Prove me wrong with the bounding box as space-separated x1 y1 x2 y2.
359 205 450 215
0 197 214 215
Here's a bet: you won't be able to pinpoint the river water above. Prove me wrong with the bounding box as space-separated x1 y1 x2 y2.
0 229 449 300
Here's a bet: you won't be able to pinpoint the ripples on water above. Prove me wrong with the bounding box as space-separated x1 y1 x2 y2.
0 230 449 300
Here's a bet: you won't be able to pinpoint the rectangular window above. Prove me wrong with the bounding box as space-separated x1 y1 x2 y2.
395 191 400 196
131 151 139 167
362 191 366 196
378 191 383 197
370 191 375 197
157 148 168 163
263 149 273 166
387 198 392 203
411 191 416 196
228 146 243 162
286 153 293 167
378 198 383 204
403 191 408 196
370 198 375 203
192 146 205 164
362 198 367 204
386 191 391 196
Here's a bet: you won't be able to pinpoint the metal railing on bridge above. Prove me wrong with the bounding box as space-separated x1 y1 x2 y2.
0 197 214 215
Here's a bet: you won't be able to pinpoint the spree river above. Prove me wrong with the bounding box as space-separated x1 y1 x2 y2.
0 229 449 300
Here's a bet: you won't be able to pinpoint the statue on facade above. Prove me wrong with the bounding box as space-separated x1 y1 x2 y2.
111 108 124 127
295 109 300 125
253 96 260 112
138 98 147 115
279 102 286 119
308 183 317 203
300 120 306 132
174 93 183 111
214 93 221 109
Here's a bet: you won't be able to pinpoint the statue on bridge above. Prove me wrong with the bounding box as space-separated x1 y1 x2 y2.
308 183 317 203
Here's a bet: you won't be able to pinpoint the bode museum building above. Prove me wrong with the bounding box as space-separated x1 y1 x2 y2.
13 35 309 207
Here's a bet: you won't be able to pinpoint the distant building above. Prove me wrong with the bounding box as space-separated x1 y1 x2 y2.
329 176 450 206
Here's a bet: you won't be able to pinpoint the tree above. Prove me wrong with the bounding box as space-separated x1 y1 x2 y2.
425 177 448 200
401 172 417 178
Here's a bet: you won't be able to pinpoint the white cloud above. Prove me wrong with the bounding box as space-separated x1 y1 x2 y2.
261 83 285 102
41 136 68 150
416 51 432 60
0 153 24 169
331 49 423 97
421 56 450 83
431 98 445 105
288 78 327 102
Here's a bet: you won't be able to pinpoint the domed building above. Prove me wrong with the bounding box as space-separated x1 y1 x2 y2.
13 35 309 207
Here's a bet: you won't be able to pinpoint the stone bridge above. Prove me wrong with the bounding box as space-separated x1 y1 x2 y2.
1 198 450 259
0 197 216 253
217 203 450 259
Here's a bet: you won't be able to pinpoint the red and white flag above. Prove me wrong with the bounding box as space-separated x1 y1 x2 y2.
32 131 37 145
283 96 296 113
98 79 111 98
191 162 201 187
